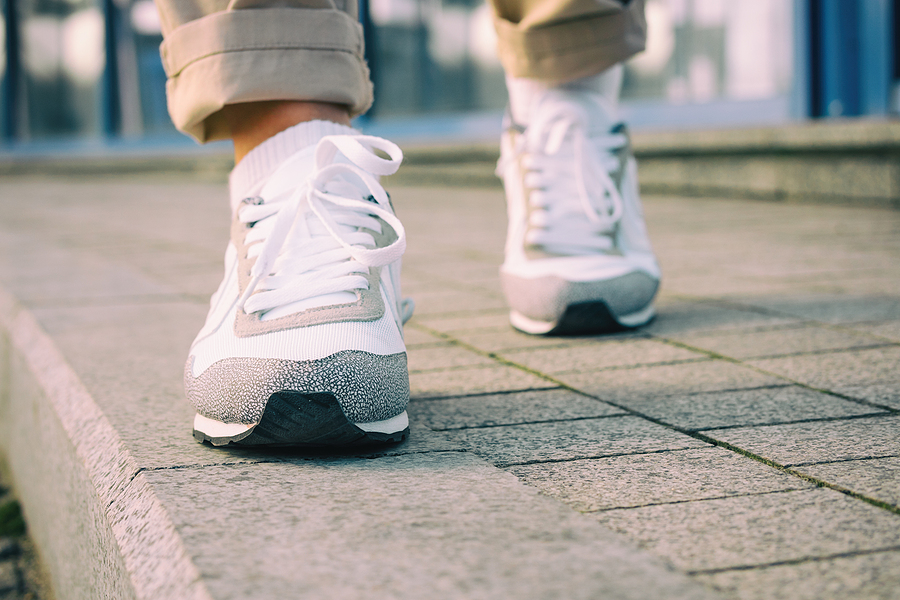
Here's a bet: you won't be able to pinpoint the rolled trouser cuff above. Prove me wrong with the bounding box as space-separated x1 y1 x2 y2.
161 8 372 142
494 2 646 83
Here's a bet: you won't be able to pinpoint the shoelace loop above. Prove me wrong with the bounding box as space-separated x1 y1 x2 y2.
237 135 405 316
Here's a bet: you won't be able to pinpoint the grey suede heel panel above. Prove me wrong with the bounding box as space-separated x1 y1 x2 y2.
502 271 659 322
184 351 409 425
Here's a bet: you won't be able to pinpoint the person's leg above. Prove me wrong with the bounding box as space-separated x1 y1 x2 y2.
155 0 411 446
223 101 350 163
488 0 660 335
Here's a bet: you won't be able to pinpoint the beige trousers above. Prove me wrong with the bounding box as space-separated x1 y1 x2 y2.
156 0 646 142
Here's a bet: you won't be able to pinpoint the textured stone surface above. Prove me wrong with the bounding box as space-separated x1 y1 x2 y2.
450 327 617 353
706 415 900 466
410 364 556 399
595 488 900 572
737 295 900 324
3 177 900 600
411 311 512 333
749 347 900 397
830 383 900 411
797 457 900 508
147 453 719 600
447 416 707 467
500 339 703 374
406 343 494 372
557 360 785 402
411 388 623 430
847 320 900 343
641 301 799 336
508 447 811 512
670 324 888 359
696 550 900 600
615 385 881 431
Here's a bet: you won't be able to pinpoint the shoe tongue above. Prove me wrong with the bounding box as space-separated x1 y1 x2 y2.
530 89 617 142
255 145 318 204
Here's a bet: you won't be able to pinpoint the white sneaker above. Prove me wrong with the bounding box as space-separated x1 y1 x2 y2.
497 73 660 335
186 130 412 446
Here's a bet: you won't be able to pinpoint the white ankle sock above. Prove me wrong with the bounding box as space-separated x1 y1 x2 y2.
506 64 624 128
229 119 357 212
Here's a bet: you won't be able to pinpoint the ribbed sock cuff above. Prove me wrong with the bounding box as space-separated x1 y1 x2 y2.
229 120 357 211
505 64 623 127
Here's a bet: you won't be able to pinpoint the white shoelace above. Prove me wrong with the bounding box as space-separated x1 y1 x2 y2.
501 102 628 255
236 135 405 318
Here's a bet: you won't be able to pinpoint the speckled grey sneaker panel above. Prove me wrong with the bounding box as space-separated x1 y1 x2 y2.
184 350 409 425
501 271 658 322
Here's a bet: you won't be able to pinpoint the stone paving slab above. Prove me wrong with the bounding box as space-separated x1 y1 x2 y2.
508 446 812 512
667 323 890 360
406 343 495 372
748 346 900 393
410 388 624 430
409 363 557 399
595 488 900 572
145 452 718 600
695 550 900 600
640 300 801 336
847 320 900 342
614 385 883 431
733 295 900 324
706 415 900 467
555 359 785 402
828 383 900 411
3 177 900 599
796 457 900 509
498 338 704 374
446 416 708 467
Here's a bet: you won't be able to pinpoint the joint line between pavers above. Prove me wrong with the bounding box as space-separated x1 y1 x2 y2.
653 336 900 415
431 413 630 432
735 342 899 362
786 453 900 468
138 459 287 473
540 356 712 376
498 445 706 468
585 487 808 514
691 411 891 432
693 435 900 516
411 386 563 402
684 544 900 576
683 295 900 346
410 319 900 517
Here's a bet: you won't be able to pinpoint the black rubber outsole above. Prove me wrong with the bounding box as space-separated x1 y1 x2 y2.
193 391 409 448
544 300 653 336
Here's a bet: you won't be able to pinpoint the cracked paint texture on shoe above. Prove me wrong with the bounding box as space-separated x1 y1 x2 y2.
185 350 409 425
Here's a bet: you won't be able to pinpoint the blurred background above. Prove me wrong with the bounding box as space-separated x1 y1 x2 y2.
0 0 896 146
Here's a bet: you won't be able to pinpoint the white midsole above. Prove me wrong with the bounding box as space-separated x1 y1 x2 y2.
510 303 656 335
355 411 409 434
193 413 255 438
193 410 410 437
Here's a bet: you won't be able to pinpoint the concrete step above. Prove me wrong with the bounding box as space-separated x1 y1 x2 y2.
2 174 899 600
0 177 720 600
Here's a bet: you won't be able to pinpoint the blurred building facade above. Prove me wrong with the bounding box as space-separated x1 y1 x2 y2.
0 0 896 143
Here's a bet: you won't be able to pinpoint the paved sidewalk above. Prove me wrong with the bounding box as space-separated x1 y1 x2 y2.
0 174 898 599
